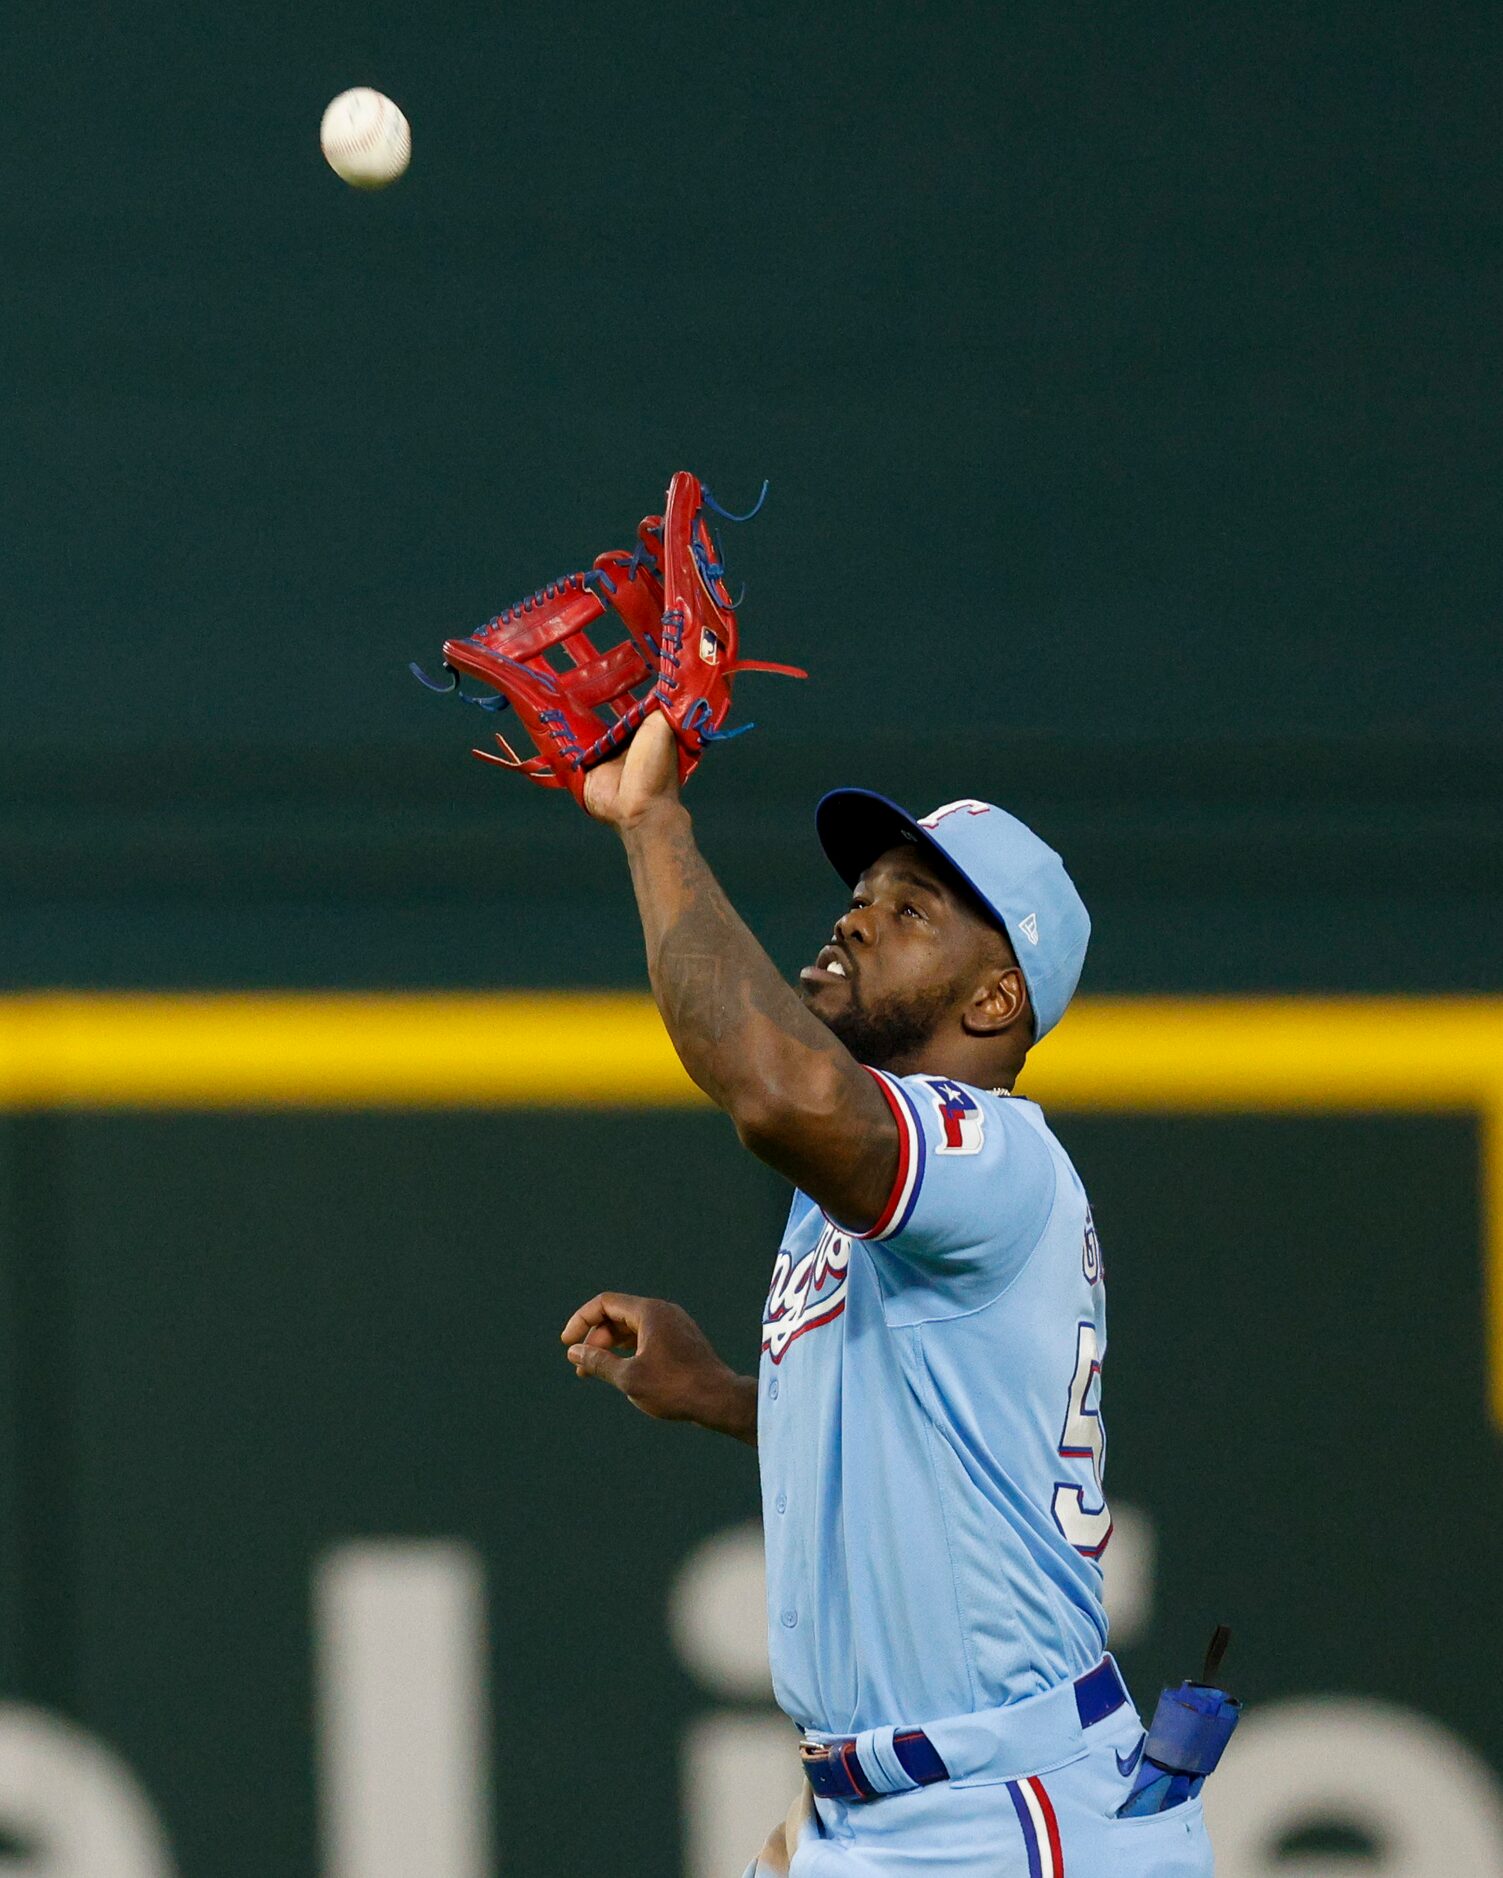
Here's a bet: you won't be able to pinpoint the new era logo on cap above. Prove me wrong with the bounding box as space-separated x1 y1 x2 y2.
1019 912 1039 945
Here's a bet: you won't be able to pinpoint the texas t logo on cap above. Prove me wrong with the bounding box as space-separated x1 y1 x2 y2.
918 799 991 829
1019 913 1040 945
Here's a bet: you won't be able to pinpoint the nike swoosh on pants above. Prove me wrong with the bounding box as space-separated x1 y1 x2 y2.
1115 1735 1146 1778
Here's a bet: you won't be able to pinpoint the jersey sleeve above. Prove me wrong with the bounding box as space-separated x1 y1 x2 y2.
843 1068 1057 1298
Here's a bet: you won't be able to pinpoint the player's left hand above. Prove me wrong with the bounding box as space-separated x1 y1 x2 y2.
582 710 682 832
560 1291 752 1436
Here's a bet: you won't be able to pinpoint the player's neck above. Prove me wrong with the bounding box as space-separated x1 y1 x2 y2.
872 1045 1020 1092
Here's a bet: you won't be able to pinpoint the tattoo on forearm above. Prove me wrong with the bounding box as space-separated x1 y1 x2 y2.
621 806 896 1218
629 810 845 1108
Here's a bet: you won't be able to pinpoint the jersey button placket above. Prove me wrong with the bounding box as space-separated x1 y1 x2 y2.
768 1376 779 1401
780 1608 798 1628
775 1490 787 1514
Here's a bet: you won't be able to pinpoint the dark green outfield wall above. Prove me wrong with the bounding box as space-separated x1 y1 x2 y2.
0 1108 1498 1875
5 0 1501 735
0 0 1498 995
4 1 1498 762
3 0 1501 1871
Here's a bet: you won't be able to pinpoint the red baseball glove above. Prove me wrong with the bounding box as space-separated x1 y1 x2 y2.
412 472 806 803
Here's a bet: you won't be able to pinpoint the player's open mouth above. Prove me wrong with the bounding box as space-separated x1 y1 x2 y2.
800 945 853 986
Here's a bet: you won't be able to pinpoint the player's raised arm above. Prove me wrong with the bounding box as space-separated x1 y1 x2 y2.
585 715 900 1231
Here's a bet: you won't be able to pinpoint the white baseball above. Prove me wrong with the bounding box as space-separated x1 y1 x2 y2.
320 88 411 189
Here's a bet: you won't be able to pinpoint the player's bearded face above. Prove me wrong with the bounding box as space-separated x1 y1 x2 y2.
807 971 965 1071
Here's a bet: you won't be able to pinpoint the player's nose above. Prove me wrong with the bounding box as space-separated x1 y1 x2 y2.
834 905 874 949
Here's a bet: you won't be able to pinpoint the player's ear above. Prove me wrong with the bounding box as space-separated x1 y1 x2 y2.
960 965 1028 1038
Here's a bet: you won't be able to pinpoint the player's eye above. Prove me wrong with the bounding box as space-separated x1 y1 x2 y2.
901 903 924 919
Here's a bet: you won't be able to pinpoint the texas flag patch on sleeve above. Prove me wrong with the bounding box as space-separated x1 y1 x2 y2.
925 1078 986 1155
833 1068 1056 1277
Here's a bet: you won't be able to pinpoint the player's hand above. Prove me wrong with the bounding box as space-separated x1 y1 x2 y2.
582 711 683 832
560 1291 755 1441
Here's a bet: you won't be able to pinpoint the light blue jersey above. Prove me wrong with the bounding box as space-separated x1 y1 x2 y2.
758 1066 1112 1738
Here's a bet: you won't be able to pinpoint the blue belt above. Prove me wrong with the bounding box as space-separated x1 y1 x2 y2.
799 1657 1129 1803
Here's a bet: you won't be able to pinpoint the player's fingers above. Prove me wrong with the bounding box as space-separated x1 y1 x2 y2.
567 1343 633 1392
559 1292 647 1345
596 1291 649 1325
581 759 621 821
558 1294 618 1344
562 1322 635 1372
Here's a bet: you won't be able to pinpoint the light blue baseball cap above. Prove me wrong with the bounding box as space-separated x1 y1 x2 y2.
814 791 1091 1040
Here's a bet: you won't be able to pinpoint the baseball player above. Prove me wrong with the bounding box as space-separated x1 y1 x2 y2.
561 712 1215 1875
